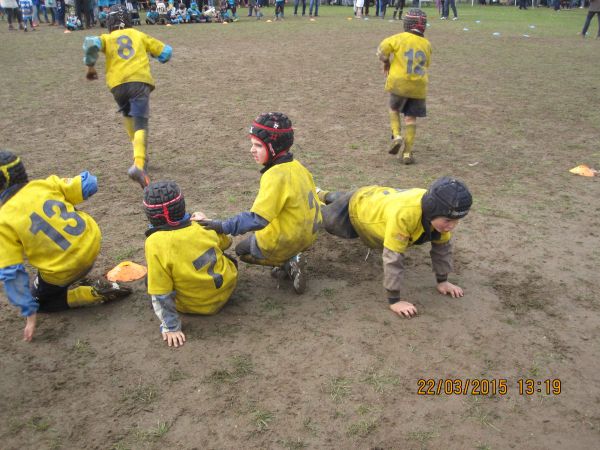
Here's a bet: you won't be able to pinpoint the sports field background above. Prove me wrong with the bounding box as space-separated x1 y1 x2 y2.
1 5 599 449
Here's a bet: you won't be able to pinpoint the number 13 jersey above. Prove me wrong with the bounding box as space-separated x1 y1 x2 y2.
0 175 101 285
377 32 432 99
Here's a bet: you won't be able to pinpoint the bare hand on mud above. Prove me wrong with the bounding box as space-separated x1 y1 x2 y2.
23 314 37 342
190 211 207 221
436 281 464 298
389 300 418 318
162 331 186 347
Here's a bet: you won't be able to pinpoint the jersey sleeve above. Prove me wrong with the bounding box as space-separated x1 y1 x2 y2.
217 233 233 251
0 225 25 268
143 32 168 59
145 238 174 296
250 171 287 223
383 215 411 254
49 175 85 206
377 36 394 60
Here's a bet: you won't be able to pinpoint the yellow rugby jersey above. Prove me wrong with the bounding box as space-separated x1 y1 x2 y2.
0 176 101 285
377 32 431 99
251 160 322 266
349 186 450 254
145 223 237 315
101 28 167 89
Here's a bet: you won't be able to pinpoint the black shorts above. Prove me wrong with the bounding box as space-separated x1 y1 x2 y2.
389 94 426 117
111 82 152 118
31 273 70 313
321 191 359 239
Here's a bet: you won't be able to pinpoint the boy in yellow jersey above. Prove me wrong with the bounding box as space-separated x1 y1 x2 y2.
319 177 472 317
144 181 238 348
377 8 431 164
0 151 131 342
83 4 172 189
198 112 322 295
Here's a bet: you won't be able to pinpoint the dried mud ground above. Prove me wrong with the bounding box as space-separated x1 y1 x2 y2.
0 6 599 450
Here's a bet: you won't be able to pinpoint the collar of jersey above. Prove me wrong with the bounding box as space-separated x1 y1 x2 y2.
260 152 294 174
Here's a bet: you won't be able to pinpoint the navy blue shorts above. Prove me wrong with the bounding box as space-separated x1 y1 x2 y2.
111 82 152 118
389 94 427 117
31 273 70 312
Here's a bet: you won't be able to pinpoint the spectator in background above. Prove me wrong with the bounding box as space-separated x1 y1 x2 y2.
309 0 318 16
293 0 306 15
44 0 58 24
441 0 457 19
581 0 600 37
1 0 24 29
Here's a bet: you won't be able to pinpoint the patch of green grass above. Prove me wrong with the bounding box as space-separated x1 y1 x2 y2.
328 376 352 403
260 297 284 314
320 287 336 298
168 367 189 383
347 419 377 438
463 398 501 431
303 417 318 436
114 246 137 262
251 409 274 432
71 339 96 357
204 354 254 385
278 438 308 449
361 370 400 394
407 429 438 448
134 420 171 442
123 381 158 407
28 416 51 432
476 443 492 450
111 443 130 450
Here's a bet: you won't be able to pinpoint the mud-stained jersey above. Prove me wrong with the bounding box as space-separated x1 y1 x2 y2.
377 32 431 99
145 222 238 315
348 186 450 254
0 175 101 285
251 160 322 266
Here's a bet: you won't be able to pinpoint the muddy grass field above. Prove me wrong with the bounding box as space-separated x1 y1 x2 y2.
1 5 599 449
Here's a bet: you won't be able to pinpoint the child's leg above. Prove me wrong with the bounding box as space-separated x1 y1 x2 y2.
402 116 416 164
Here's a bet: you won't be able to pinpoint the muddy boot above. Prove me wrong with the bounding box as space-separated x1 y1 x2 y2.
389 136 403 155
91 279 132 301
401 149 414 165
127 164 150 189
285 253 307 294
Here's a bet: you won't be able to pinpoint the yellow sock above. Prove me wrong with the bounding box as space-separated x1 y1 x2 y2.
404 124 416 153
67 286 103 308
133 129 147 170
123 117 135 142
389 111 401 138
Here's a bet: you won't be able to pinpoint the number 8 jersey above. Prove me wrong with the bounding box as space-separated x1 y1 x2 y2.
377 31 432 100
0 175 101 286
99 28 168 89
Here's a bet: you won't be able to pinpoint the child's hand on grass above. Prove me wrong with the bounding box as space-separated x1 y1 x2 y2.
162 330 186 347
389 300 417 318
436 281 464 298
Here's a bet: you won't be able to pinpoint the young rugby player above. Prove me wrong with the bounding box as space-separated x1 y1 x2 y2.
83 4 172 188
198 112 321 295
143 181 238 348
377 8 431 164
319 177 472 318
0 151 131 342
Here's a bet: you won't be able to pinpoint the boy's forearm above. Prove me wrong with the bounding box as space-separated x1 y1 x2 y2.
151 292 181 332
430 241 453 281
382 248 405 302
82 36 102 66
0 264 38 317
